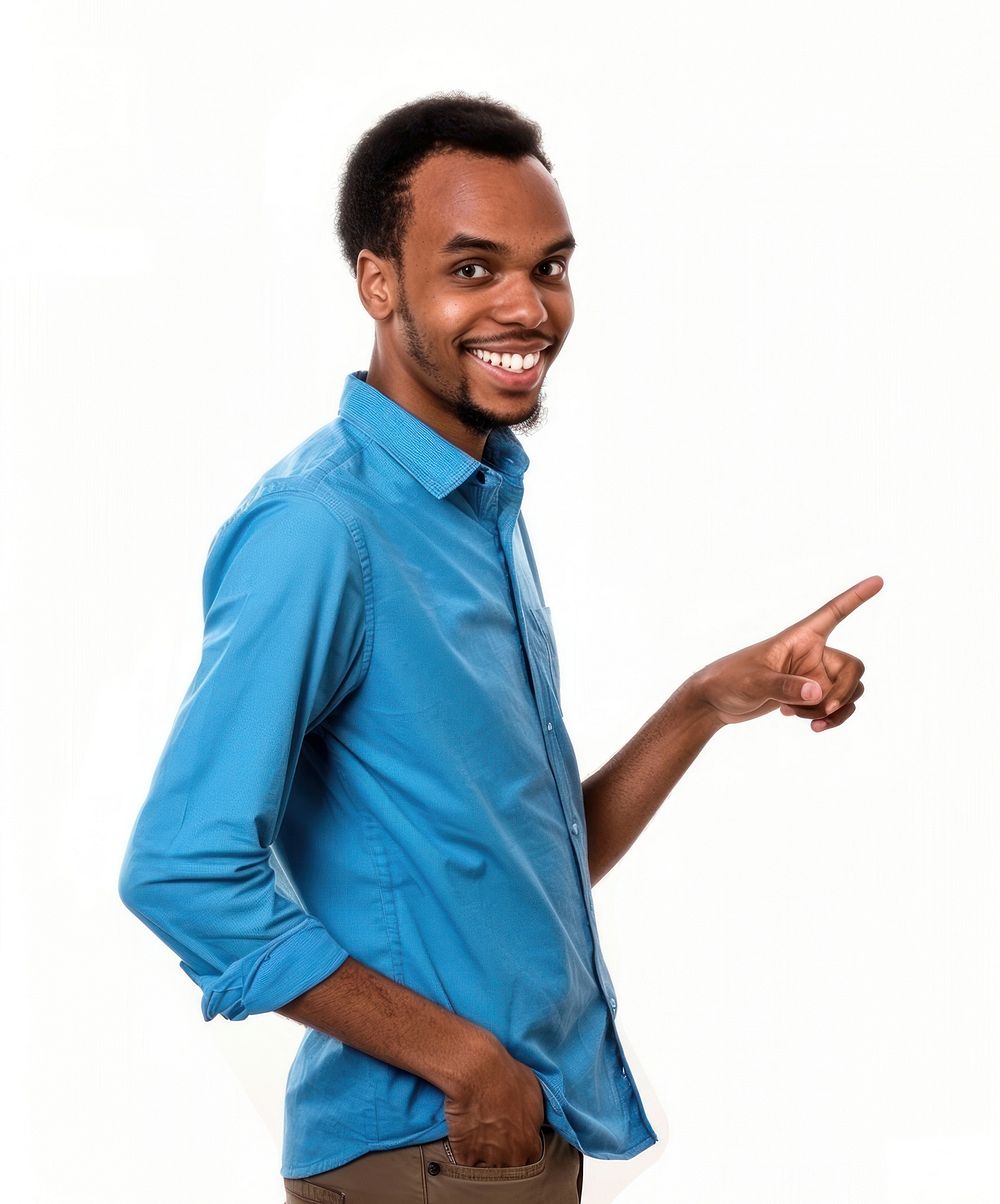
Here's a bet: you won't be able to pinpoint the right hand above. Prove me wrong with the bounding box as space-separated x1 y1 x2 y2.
443 1034 546 1168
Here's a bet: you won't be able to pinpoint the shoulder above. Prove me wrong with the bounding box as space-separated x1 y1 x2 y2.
201 482 369 614
209 415 373 558
225 412 369 515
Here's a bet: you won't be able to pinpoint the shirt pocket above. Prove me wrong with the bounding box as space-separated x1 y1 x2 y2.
525 604 562 710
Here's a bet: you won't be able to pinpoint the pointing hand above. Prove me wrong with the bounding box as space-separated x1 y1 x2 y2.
691 575 884 731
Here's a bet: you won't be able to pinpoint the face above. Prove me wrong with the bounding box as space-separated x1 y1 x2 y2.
359 149 576 455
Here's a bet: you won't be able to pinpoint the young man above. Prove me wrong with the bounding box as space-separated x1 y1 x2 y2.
118 94 881 1202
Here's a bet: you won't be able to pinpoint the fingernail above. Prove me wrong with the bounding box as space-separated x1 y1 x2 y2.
814 720 828 731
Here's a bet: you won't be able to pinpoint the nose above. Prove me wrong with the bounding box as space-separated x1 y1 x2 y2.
492 270 548 329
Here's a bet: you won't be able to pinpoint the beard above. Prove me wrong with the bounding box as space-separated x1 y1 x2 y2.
396 285 548 440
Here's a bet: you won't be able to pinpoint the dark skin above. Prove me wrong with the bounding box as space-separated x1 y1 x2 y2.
277 148 883 1171
359 148 576 459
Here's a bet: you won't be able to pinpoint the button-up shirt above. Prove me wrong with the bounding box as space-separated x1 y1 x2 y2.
118 369 658 1178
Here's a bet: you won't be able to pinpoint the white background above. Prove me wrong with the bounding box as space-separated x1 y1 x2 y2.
2 2 998 1201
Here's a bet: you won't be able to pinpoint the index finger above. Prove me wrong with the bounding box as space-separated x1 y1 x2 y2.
796 575 884 638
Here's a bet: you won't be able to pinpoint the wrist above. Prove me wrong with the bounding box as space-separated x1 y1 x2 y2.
681 669 728 736
437 1024 505 1100
433 1016 505 1102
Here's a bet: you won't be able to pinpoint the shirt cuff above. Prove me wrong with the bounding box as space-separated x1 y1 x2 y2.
184 916 352 1022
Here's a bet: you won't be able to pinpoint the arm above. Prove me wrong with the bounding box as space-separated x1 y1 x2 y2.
582 674 723 887
582 573 883 888
276 956 503 1097
118 489 370 1021
276 957 546 1167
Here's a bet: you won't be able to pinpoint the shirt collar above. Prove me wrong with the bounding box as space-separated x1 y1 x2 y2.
337 370 530 499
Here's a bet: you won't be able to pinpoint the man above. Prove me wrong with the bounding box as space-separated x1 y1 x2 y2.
118 93 882 1202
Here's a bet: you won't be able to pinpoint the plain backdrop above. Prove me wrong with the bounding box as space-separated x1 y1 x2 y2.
2 2 998 1202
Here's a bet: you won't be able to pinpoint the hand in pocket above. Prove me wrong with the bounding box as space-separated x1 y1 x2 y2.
443 1042 545 1167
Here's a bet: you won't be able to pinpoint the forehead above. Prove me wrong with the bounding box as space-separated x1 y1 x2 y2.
403 149 572 255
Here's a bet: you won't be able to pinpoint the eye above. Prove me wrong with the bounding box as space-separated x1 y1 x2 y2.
454 263 490 279
537 260 567 279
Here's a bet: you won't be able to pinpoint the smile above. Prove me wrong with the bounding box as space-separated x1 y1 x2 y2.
464 347 546 387
469 348 541 372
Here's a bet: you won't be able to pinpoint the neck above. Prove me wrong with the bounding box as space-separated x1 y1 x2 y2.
364 350 488 461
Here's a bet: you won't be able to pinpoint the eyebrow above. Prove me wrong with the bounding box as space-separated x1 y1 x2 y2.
440 232 577 258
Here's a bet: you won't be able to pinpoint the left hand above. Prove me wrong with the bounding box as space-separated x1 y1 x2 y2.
691 575 884 731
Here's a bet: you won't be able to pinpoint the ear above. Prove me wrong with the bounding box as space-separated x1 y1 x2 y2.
357 251 397 321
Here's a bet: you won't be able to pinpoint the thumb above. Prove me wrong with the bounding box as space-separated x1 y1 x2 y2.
762 673 823 705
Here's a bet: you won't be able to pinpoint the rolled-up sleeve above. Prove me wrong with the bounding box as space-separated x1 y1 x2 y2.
118 486 370 1022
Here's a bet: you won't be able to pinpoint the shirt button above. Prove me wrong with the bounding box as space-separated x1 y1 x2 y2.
571 822 579 835
621 1065 628 1077
546 721 553 731
610 997 617 1011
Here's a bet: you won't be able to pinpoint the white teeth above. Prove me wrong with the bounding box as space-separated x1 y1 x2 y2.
470 348 543 373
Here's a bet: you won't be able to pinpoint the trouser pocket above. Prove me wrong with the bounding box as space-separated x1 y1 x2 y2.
433 1125 548 1182
283 1178 346 1203
423 1125 583 1202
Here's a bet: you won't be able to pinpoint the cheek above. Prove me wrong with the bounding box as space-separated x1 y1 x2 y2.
428 289 488 330
557 291 575 328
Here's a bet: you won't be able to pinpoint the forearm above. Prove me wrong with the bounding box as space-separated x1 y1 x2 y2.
582 673 723 887
275 954 499 1097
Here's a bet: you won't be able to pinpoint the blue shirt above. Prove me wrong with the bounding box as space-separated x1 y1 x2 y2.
118 369 658 1178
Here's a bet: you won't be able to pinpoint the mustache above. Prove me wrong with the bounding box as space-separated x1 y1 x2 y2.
463 337 555 349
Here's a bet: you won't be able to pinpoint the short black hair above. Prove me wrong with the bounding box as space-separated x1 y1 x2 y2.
335 91 554 278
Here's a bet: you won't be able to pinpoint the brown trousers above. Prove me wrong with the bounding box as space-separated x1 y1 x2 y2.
283 1124 584 1202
